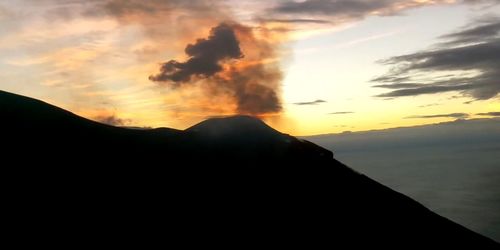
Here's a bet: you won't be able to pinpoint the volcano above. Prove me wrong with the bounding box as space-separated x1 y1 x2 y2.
1 90 498 247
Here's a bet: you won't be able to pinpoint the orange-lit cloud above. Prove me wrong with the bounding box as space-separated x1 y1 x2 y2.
0 0 496 134
149 22 287 117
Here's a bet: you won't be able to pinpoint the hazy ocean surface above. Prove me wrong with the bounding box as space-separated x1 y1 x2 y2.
305 118 500 242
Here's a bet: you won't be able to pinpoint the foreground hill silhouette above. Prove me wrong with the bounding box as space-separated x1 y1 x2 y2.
1 90 498 247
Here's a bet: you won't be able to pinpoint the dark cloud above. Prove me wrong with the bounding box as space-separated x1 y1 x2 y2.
375 82 484 98
95 115 129 126
293 99 327 105
104 0 177 15
42 0 229 40
87 0 224 20
370 75 411 84
439 17 500 46
462 0 500 4
273 0 398 16
149 23 243 83
272 0 500 17
270 0 497 22
476 112 500 116
373 83 426 89
405 113 469 119
372 17 500 100
261 18 331 24
150 22 283 115
329 111 354 115
47 0 214 18
268 0 500 35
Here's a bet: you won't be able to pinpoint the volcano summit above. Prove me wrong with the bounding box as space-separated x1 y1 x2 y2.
1 90 498 247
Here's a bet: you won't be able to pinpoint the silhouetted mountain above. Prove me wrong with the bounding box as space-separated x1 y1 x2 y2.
185 115 332 161
1 90 498 248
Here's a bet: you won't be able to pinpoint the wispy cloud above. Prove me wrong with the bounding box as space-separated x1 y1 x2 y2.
271 0 498 25
405 113 469 119
272 0 445 17
373 17 500 101
260 18 332 24
293 99 327 105
329 111 354 115
418 103 441 108
333 30 402 49
476 111 500 116
94 114 131 126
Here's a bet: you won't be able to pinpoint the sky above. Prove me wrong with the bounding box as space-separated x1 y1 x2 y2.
0 0 499 135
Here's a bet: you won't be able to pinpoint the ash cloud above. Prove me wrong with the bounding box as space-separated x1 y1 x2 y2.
372 17 500 101
150 22 283 115
40 1 285 116
149 23 243 83
218 64 282 114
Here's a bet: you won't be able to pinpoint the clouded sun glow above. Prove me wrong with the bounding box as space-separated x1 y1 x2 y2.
0 0 499 135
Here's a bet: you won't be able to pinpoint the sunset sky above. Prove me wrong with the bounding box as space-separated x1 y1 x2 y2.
1 0 499 135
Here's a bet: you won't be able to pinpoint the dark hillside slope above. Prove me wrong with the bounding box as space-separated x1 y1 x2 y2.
1 90 498 247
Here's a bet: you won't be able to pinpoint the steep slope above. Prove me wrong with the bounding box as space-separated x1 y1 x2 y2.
1 90 498 248
0 90 181 156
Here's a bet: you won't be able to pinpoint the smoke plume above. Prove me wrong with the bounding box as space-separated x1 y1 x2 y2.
149 22 283 116
149 23 243 83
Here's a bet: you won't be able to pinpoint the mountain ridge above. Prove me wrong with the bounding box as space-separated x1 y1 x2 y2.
1 90 498 247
